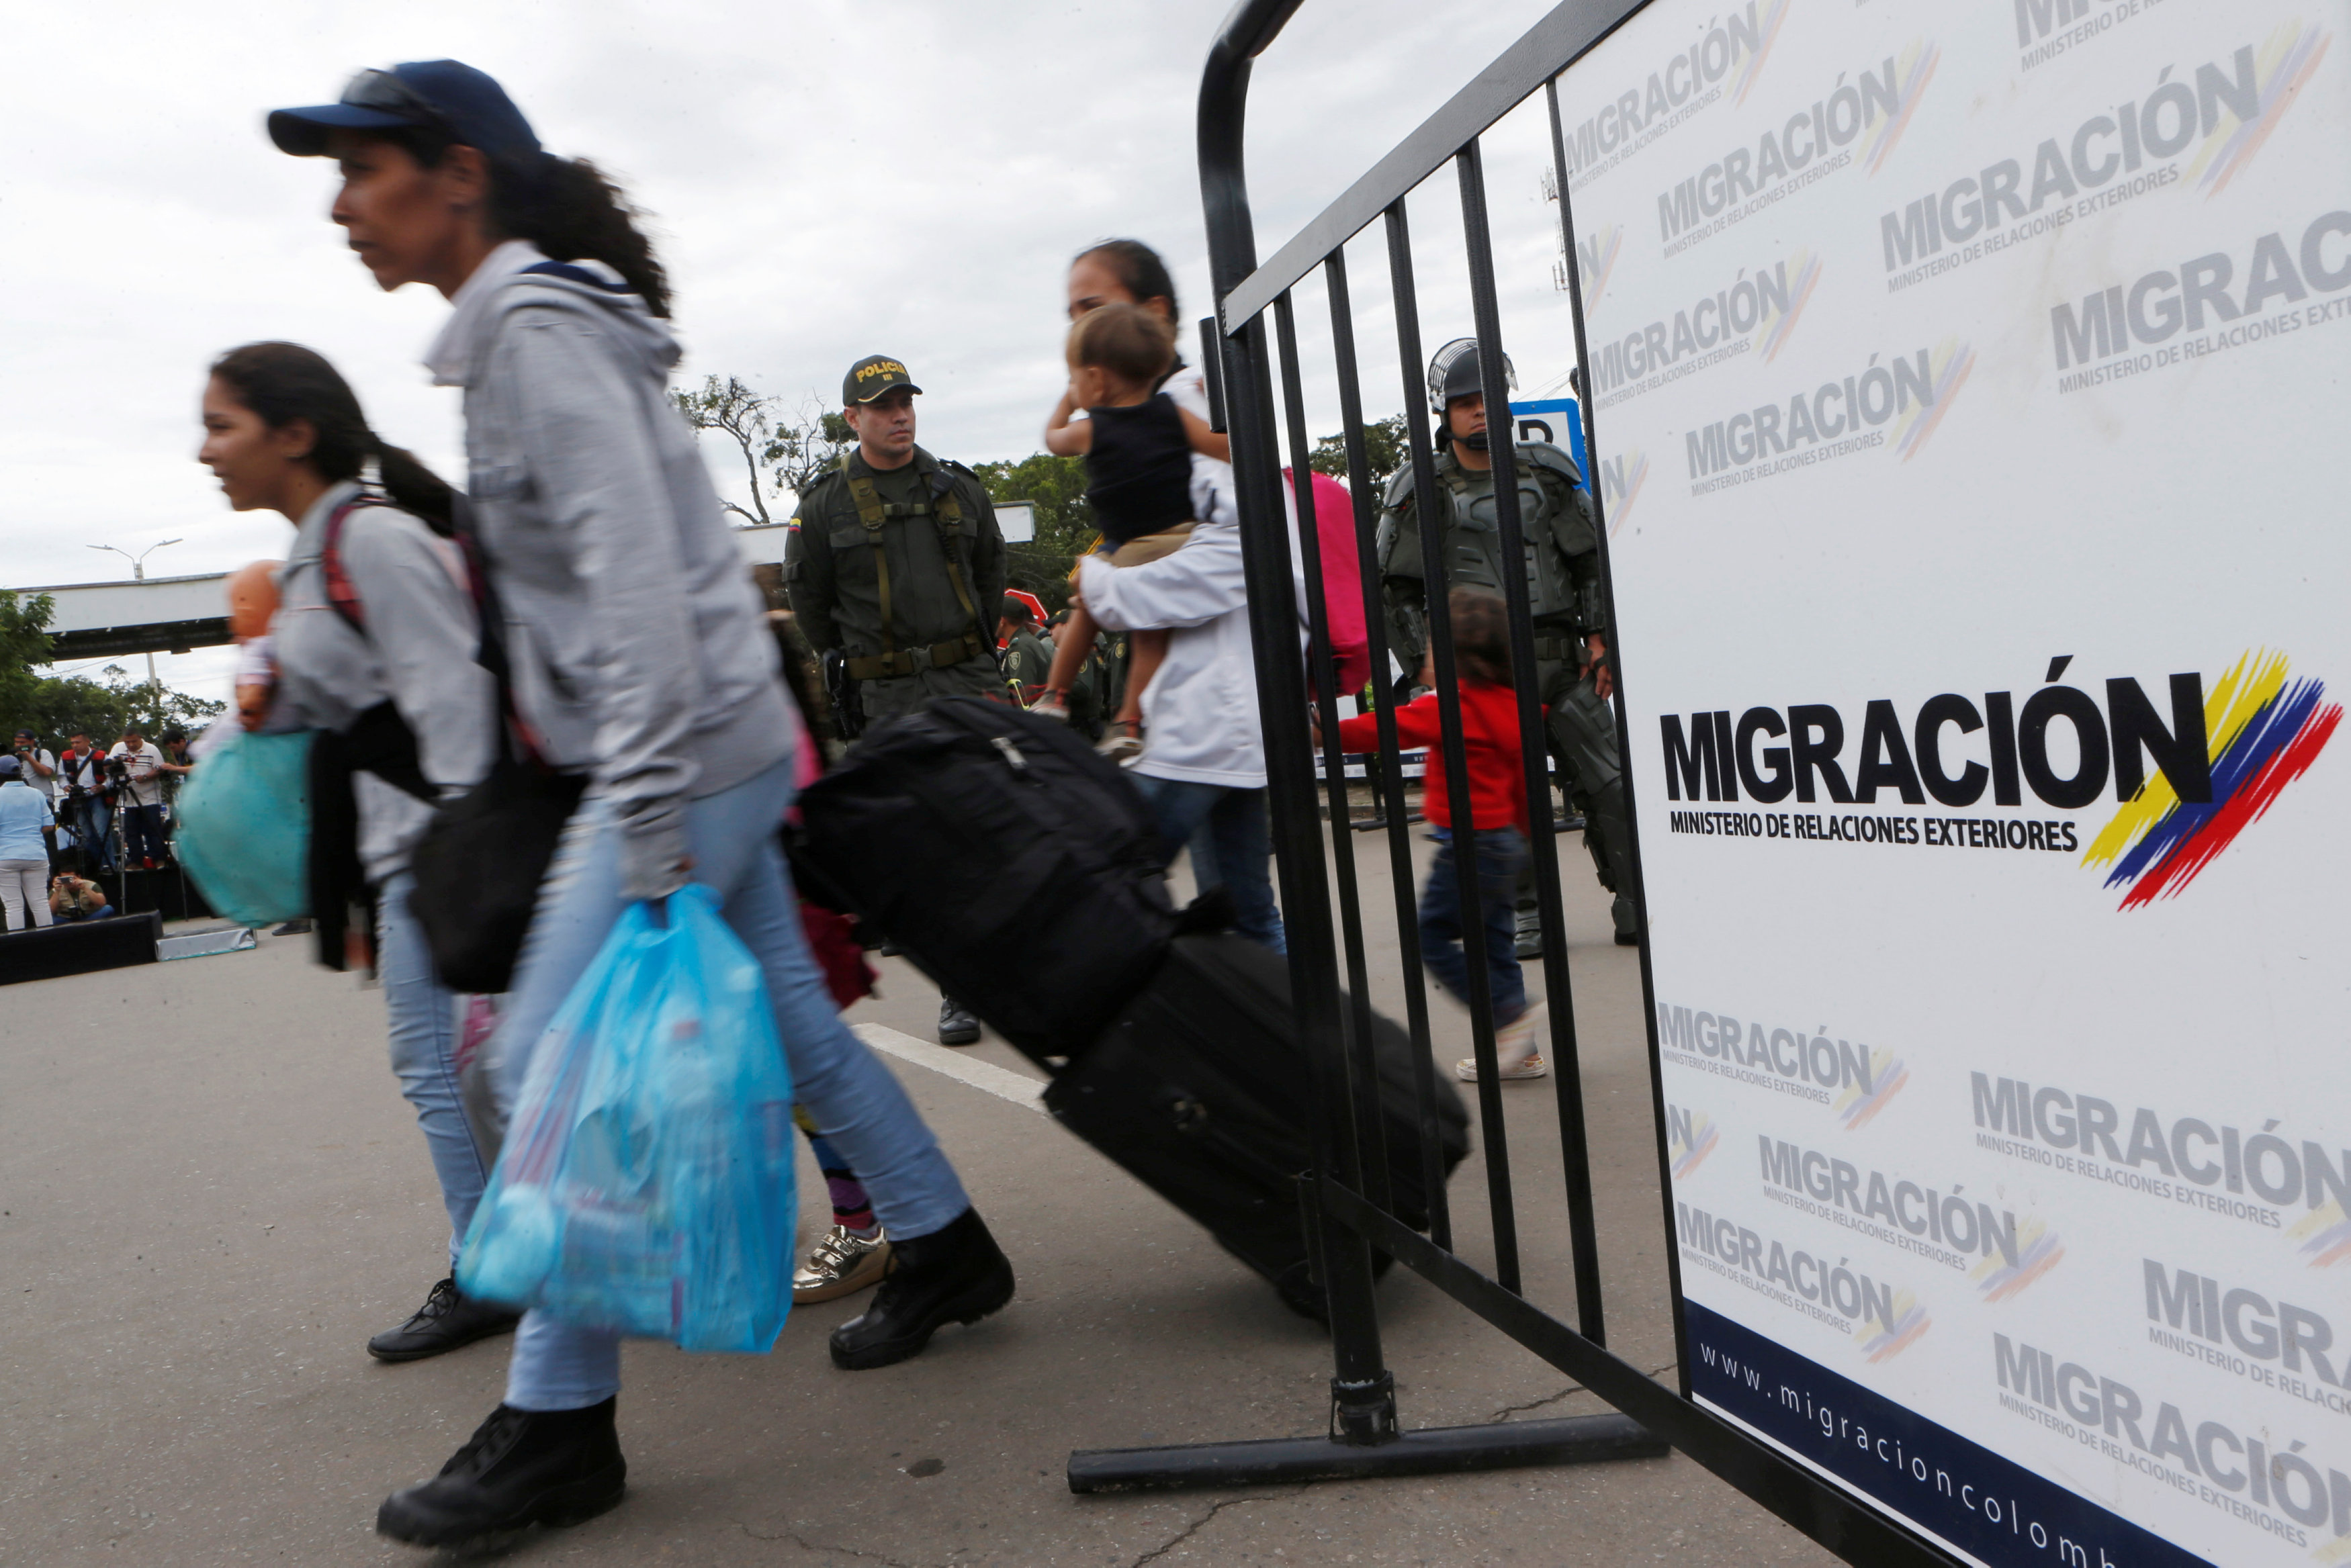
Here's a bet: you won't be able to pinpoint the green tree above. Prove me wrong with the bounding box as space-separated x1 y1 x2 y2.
2 591 226 746
1308 413 1407 487
0 592 56 727
28 670 225 745
767 401 855 502
969 453 1094 614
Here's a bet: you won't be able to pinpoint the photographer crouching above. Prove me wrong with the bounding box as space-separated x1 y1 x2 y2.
48 872 112 923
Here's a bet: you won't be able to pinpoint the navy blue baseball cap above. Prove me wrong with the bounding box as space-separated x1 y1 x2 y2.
267 61 540 161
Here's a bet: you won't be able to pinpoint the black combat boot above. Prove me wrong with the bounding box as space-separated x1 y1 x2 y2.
366 1276 520 1363
375 1397 625 1548
828 1207 1014 1370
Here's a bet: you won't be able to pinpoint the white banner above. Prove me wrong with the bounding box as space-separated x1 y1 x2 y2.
1570 0 2351 1563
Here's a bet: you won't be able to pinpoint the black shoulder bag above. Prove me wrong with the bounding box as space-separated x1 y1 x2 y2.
406 499 589 995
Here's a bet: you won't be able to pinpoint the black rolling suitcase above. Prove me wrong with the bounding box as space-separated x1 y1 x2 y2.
789 696 1176 1064
1044 932 1470 1320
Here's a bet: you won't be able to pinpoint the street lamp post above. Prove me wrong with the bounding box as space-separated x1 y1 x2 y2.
87 539 183 686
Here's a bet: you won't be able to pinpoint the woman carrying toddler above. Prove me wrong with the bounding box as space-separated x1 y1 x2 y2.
1033 302 1223 760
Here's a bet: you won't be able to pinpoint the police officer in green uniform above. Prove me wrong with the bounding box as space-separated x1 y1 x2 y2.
788 355 1009 1042
1375 339 1638 948
996 596 1054 703
787 355 1008 729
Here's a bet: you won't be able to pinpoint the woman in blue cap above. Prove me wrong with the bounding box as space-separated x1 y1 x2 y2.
266 62 1014 1550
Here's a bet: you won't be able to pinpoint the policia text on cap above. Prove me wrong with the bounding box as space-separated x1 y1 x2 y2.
785 357 1008 729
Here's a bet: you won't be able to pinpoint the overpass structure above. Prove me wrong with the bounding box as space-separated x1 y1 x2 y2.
8 514 987 668
11 573 233 663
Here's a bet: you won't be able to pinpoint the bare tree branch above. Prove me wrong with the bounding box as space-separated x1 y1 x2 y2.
670 374 779 526
672 374 862 524
763 395 856 501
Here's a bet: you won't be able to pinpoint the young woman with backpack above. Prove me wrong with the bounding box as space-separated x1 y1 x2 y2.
197 340 516 1358
265 60 1013 1549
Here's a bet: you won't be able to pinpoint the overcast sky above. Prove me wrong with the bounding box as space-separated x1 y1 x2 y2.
4 0 1582 702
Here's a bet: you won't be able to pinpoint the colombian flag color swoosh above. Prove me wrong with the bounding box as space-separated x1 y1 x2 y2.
2082 650 2341 908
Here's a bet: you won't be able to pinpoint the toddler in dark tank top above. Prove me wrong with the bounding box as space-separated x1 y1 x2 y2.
1081 394 1195 560
1036 303 1223 759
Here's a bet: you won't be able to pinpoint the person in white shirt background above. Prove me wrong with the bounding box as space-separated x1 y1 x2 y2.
107 726 185 870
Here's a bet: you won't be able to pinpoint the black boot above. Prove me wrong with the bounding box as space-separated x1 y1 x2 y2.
1513 906 1544 961
938 996 981 1046
829 1207 1014 1370
1612 892 1641 946
366 1277 520 1363
375 1397 625 1548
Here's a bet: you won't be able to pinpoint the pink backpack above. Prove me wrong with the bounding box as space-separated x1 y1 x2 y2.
1286 468 1372 696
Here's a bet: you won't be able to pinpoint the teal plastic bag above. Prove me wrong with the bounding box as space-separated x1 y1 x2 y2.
458 885 796 1353
171 727 314 928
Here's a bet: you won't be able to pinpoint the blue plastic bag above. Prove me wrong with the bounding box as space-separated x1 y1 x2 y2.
171 727 313 927
458 885 796 1353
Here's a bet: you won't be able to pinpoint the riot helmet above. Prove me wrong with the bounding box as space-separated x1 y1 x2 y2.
1426 337 1517 451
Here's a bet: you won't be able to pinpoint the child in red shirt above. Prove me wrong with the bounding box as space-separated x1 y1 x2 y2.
1335 590 1546 1081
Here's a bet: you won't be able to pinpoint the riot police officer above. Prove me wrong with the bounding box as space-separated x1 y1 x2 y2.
788 355 1009 1043
1376 339 1638 948
787 355 1008 729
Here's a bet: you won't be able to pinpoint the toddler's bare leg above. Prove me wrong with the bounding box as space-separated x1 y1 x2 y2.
1116 629 1171 724
1045 604 1101 694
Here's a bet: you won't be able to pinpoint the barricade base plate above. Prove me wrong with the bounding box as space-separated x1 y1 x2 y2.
1067 1411 1665 1493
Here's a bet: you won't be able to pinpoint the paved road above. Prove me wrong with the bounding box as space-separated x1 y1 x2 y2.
0 829 1840 1566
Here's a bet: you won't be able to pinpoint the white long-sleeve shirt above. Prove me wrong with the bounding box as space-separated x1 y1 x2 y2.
1077 463 1308 790
1081 518 1261 788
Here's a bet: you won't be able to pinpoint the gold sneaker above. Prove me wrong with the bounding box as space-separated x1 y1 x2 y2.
1455 1052 1548 1082
793 1225 893 1303
1455 1005 1550 1081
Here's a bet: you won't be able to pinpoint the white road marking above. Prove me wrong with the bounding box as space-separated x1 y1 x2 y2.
852 1023 1050 1116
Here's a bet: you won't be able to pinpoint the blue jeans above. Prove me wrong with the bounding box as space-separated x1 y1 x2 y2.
75 798 114 871
122 802 166 864
377 872 491 1271
492 757 970 1412
1419 828 1529 1025
1130 775 1285 953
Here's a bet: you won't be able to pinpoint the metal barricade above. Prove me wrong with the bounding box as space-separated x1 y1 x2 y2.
1066 3 1963 1562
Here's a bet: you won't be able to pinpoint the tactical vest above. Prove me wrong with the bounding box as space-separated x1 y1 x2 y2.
1381 445 1594 647
830 462 989 682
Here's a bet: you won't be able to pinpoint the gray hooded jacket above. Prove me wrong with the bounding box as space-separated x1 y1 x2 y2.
270 479 495 884
427 242 793 897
